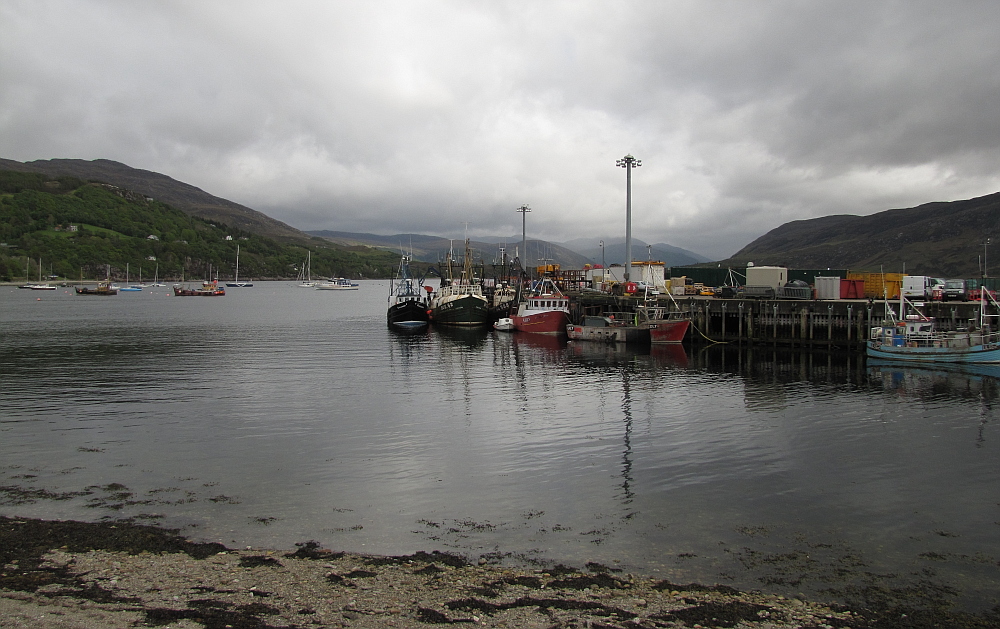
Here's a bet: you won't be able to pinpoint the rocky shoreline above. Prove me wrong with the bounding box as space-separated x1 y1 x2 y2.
1 516 997 629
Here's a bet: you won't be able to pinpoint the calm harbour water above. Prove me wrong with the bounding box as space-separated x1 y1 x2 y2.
1 281 998 611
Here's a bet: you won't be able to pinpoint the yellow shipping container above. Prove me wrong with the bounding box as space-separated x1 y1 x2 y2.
847 272 904 299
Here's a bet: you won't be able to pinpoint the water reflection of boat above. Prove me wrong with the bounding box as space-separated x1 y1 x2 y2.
868 357 1000 384
513 332 568 352
650 343 690 368
434 325 490 349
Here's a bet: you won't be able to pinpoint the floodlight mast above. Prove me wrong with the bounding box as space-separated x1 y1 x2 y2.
516 204 531 277
616 154 641 283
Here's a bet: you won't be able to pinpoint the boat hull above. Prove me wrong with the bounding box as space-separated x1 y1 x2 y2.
173 286 225 296
511 309 569 334
75 286 117 296
494 317 515 331
866 341 1000 363
566 324 649 344
647 319 690 343
430 295 491 326
387 300 430 329
226 282 254 287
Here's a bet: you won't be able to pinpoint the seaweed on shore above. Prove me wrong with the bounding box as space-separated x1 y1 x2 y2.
0 515 227 596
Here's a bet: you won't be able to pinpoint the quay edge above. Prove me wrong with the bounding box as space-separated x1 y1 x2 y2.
567 294 993 349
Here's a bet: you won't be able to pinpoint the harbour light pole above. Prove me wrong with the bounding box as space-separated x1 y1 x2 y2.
516 204 531 276
984 238 991 278
616 154 641 282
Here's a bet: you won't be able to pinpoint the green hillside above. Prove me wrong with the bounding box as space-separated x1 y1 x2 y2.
0 171 400 282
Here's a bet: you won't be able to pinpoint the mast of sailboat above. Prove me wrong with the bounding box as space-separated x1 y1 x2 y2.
235 244 240 283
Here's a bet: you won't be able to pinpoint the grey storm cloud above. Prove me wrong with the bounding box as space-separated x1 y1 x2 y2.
3 0 1000 260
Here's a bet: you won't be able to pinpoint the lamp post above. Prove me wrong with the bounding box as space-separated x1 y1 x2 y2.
599 240 605 288
984 238 991 278
516 204 531 277
616 154 641 283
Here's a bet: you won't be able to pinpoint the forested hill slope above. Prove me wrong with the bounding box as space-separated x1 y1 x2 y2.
0 171 399 281
719 192 1000 277
0 158 310 243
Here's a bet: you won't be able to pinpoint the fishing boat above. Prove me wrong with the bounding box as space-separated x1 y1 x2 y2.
428 239 490 326
566 304 689 345
315 277 359 290
75 280 118 296
638 305 691 344
867 289 1000 363
226 245 253 287
173 279 226 296
387 254 429 329
510 277 570 334
567 314 651 344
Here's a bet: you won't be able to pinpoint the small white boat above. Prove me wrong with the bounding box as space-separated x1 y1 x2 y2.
494 317 516 332
315 278 359 290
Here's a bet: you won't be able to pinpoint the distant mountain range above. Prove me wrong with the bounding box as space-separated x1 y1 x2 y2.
718 191 1000 277
557 238 711 267
307 230 595 269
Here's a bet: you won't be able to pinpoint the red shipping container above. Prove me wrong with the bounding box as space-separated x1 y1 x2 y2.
840 279 865 299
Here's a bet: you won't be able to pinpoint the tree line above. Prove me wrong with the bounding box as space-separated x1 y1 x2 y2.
0 170 401 282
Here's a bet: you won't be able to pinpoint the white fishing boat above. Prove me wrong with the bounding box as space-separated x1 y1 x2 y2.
315 277 359 290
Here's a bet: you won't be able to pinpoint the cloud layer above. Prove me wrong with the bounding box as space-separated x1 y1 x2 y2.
3 0 1000 259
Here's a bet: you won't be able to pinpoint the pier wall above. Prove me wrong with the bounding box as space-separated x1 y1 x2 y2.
570 294 991 349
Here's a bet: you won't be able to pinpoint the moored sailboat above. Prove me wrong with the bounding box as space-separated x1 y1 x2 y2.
226 245 254 287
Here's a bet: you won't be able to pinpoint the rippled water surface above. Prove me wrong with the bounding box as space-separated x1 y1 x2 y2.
2 282 998 610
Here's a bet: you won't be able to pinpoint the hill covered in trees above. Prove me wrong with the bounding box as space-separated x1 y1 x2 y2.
0 158 309 243
0 171 400 282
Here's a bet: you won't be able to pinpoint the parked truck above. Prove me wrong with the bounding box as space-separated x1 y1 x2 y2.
902 275 945 299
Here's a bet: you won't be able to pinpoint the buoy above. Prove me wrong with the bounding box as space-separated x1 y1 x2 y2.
36 297 41 301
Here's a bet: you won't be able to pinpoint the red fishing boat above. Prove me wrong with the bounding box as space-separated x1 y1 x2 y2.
510 278 570 335
173 279 226 296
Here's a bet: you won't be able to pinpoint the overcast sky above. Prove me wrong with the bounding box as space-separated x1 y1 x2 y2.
3 1 1000 259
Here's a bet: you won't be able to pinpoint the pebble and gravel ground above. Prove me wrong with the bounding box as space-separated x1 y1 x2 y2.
1 517 997 629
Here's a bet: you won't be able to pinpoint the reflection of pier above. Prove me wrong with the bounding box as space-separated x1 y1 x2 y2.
570 295 994 350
